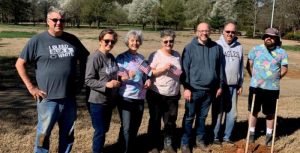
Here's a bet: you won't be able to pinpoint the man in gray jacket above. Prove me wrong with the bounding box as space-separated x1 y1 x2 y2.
212 21 244 145
180 22 224 153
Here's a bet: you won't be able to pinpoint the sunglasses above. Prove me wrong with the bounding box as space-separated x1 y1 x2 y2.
264 35 277 39
225 31 236 34
163 40 174 44
49 18 65 23
103 39 116 45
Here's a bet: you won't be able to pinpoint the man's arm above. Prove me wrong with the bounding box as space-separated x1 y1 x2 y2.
15 58 46 100
77 40 90 93
78 54 88 93
181 47 191 89
238 50 244 96
246 59 253 77
280 65 288 79
181 47 192 102
216 46 225 98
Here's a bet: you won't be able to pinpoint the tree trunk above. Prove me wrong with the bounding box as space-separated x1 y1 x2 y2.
97 20 100 29
142 23 146 30
252 0 258 38
76 18 80 28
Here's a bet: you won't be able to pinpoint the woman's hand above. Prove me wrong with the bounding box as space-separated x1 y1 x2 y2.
143 79 151 89
106 80 121 88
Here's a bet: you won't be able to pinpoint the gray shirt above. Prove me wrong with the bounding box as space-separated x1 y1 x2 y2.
20 31 89 99
216 35 244 87
85 50 119 104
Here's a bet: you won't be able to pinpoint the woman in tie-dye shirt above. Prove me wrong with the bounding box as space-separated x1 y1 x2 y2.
116 30 151 153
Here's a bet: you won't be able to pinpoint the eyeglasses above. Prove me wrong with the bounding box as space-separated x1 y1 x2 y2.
197 30 210 33
49 18 65 23
225 31 236 34
163 40 174 44
103 39 116 45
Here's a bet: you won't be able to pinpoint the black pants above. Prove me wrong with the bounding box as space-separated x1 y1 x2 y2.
146 90 180 147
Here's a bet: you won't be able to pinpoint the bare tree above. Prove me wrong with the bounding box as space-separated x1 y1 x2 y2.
160 0 185 30
210 0 237 20
107 2 128 28
128 0 159 29
285 0 300 32
184 0 212 30
252 0 259 37
29 0 40 25
64 0 85 28
80 0 113 28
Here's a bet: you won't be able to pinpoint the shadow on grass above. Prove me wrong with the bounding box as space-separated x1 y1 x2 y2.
0 56 24 90
104 116 300 153
103 128 184 153
0 56 299 152
0 56 89 109
0 42 10 47
205 116 300 145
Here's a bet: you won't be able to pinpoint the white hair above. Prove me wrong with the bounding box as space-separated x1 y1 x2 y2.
124 30 143 46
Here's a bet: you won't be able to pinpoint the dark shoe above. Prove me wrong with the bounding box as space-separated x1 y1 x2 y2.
249 132 255 143
181 144 191 153
265 134 272 147
213 138 221 145
150 148 159 153
223 139 234 146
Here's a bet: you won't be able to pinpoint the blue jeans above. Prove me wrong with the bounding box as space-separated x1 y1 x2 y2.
89 103 114 153
212 85 237 141
118 98 144 153
34 97 76 153
181 89 213 145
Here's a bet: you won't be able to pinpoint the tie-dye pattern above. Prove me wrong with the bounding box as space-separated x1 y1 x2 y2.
248 44 288 90
116 51 149 99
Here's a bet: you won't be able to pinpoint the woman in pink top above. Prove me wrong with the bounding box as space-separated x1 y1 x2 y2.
147 29 182 153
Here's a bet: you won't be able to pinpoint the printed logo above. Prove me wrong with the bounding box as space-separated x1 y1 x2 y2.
224 50 239 58
49 44 74 59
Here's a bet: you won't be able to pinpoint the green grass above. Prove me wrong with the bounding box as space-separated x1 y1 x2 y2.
0 31 37 38
282 45 300 52
0 23 47 31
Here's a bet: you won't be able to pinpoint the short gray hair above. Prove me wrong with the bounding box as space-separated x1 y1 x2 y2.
124 30 143 46
160 29 176 39
47 6 65 19
224 20 237 29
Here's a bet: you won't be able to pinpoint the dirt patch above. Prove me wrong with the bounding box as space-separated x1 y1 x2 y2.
235 140 272 153
207 140 273 153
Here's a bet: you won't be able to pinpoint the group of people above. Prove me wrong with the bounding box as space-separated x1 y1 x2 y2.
15 6 288 153
84 27 182 153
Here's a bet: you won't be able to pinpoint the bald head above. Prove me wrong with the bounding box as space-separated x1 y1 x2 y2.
197 22 210 30
196 22 211 45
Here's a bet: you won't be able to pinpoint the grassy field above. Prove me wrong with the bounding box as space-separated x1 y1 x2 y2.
0 25 299 153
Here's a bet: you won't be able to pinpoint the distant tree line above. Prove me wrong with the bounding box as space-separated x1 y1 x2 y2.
1 0 300 36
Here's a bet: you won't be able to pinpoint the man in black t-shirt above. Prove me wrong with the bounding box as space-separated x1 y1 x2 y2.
15 6 89 153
